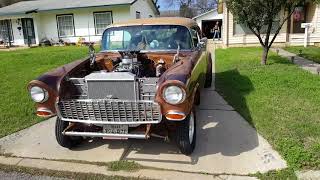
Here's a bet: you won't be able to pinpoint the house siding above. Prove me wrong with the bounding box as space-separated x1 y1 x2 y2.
130 0 157 18
317 4 320 33
37 6 131 43
225 10 287 46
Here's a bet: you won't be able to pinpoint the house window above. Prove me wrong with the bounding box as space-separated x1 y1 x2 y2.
136 11 141 19
0 20 13 43
233 23 252 35
56 14 75 37
94 11 113 35
233 19 280 35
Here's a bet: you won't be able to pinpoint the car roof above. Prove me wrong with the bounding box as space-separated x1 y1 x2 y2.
110 17 198 28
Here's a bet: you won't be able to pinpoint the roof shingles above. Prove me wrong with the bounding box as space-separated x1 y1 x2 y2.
0 0 135 16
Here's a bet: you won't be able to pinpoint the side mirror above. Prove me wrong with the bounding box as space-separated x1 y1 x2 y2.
198 37 207 48
200 37 207 43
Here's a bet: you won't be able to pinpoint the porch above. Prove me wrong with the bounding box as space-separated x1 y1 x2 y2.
0 15 39 47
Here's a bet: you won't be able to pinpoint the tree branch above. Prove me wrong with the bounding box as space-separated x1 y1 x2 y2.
268 9 295 48
242 10 265 47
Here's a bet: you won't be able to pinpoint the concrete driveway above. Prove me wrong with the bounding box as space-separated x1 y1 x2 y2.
0 49 286 176
0 91 286 175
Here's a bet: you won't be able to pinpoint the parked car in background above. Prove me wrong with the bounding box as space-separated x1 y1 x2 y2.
28 17 212 155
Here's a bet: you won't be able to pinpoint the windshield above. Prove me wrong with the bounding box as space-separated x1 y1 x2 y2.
101 25 193 51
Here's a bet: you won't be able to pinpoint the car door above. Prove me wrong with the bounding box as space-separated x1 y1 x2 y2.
187 26 209 94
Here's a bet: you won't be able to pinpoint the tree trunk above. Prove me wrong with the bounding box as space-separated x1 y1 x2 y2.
261 46 269 65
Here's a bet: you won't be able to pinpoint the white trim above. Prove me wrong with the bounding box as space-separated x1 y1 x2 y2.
192 8 217 20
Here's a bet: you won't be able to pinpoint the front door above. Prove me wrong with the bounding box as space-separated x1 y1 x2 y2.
21 18 36 46
0 20 13 46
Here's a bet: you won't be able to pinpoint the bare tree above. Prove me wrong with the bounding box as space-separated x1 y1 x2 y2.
195 0 217 14
164 0 217 17
227 0 320 65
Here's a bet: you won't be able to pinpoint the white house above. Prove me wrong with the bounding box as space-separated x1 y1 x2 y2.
0 0 159 46
221 2 320 47
193 9 223 39
193 3 320 47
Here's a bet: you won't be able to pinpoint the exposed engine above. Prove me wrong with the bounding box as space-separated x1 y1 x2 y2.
113 51 156 78
57 50 173 129
63 51 163 102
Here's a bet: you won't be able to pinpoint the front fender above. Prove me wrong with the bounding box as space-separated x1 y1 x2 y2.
156 56 197 120
27 58 89 117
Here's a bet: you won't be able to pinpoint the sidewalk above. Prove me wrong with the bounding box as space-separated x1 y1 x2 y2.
272 48 320 74
0 156 257 180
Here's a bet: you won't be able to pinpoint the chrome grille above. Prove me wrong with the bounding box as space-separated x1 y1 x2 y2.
57 99 162 124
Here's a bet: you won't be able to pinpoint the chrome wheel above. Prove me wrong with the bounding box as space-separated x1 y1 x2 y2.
189 112 195 144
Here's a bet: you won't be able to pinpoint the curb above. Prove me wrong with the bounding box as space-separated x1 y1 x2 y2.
296 170 320 180
0 156 257 180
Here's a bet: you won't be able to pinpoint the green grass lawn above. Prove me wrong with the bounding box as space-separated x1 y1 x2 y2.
216 47 320 170
284 46 320 64
0 46 90 138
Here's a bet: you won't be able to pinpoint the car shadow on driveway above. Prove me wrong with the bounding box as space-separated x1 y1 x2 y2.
120 70 259 168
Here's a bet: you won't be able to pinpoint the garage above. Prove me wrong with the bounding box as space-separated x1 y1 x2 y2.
193 9 223 40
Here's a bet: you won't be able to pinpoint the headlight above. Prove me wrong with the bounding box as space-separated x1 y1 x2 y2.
163 85 186 105
30 86 48 103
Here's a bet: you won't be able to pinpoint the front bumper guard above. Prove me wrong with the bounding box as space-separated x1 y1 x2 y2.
63 131 147 139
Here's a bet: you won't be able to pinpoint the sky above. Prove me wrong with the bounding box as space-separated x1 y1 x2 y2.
158 0 179 11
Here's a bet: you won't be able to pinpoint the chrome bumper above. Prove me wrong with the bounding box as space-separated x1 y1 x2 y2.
56 99 162 125
63 131 147 139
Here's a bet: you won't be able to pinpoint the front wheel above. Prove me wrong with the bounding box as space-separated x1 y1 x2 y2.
55 117 82 149
175 110 196 155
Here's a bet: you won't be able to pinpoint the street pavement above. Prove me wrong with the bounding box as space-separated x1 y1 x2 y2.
0 171 68 180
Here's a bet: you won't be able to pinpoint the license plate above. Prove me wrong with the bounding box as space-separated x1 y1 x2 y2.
104 125 128 134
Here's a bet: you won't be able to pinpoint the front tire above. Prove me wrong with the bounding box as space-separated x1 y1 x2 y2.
55 117 81 149
176 110 196 155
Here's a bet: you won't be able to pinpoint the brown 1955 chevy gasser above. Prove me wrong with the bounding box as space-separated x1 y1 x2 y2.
28 17 212 155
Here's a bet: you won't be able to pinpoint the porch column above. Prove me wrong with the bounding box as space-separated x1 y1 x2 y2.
32 14 41 45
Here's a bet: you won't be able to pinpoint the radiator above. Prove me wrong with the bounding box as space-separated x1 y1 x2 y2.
85 72 138 100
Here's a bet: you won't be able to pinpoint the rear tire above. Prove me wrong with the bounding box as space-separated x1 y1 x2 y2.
175 110 196 155
55 117 82 149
